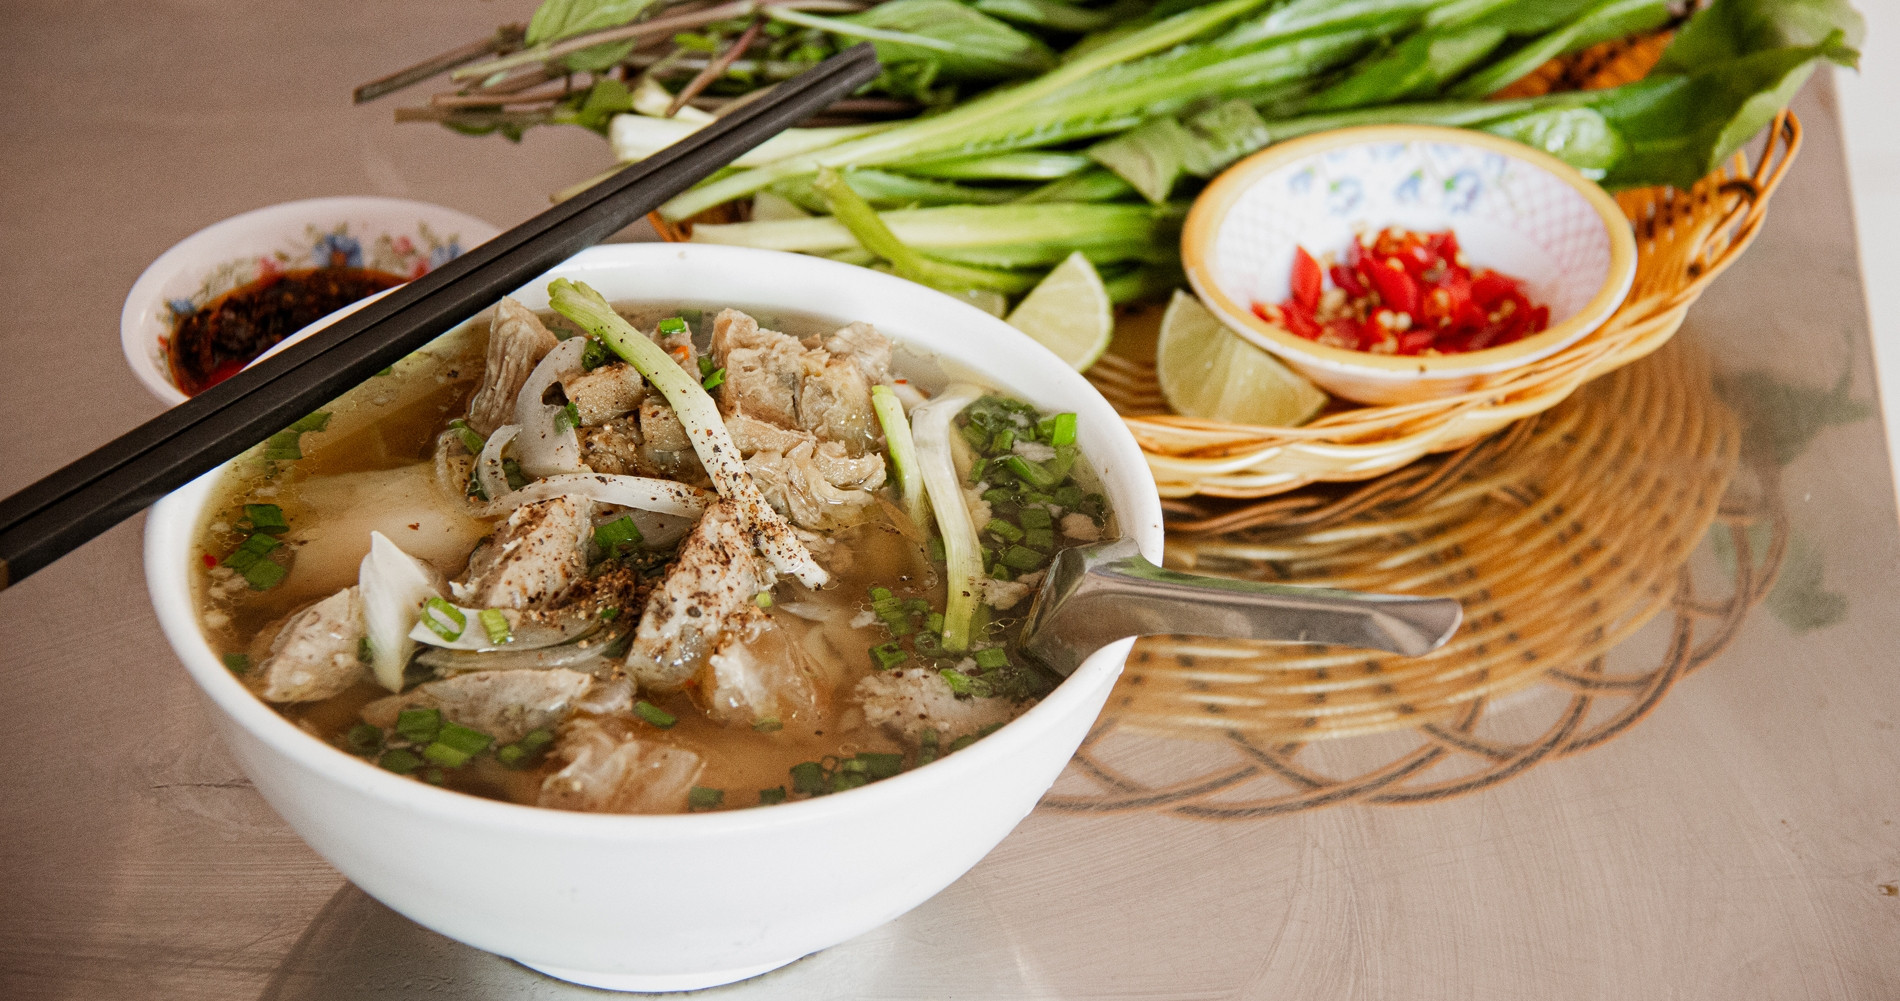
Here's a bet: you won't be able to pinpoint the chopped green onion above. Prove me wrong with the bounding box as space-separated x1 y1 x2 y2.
960 423 990 450
599 606 620 621
1024 527 1055 550
555 401 582 431
989 563 1014 582
1001 545 1047 571
989 428 1015 454
857 752 904 780
1054 485 1084 509
758 786 788 806
1002 455 1058 488
982 487 1013 505
969 457 990 483
870 642 910 670
790 761 827 795
947 734 978 753
421 597 466 641
222 652 250 675
594 515 644 553
447 418 486 454
941 668 975 696
1046 445 1078 482
985 518 1024 543
379 748 423 775
974 648 1010 670
291 412 332 433
657 316 689 336
698 356 715 378
831 770 869 793
926 611 945 633
496 744 527 767
376 366 394 377
700 367 726 391
357 636 373 664
635 700 677 728
869 586 894 602
502 458 529 491
420 767 446 785
1018 506 1052 530
242 559 287 590
1049 412 1077 446
243 503 289 534
519 728 554 752
396 708 442 745
755 591 773 609
345 723 382 753
688 786 725 811
917 728 940 765
927 536 946 562
479 609 512 645
753 716 783 732
436 722 494 756
422 742 472 768
580 338 609 370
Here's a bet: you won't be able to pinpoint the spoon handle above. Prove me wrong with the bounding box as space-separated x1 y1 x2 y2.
1020 540 1462 676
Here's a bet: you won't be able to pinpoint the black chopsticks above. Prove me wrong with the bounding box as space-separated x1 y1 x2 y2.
0 43 880 591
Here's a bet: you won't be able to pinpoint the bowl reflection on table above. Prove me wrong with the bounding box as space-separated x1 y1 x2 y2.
142 243 1165 992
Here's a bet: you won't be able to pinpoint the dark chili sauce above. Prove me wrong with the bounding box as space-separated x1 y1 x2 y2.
168 266 405 395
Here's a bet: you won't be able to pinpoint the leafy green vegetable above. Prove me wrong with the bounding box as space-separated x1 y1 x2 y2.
526 0 658 71
838 0 1057 79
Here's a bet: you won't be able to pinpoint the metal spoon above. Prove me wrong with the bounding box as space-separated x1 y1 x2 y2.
1019 539 1462 676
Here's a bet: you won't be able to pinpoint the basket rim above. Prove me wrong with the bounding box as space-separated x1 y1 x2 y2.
1180 123 1639 379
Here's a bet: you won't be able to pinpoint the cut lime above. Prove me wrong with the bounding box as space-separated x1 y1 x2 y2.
1006 251 1112 370
1156 290 1328 427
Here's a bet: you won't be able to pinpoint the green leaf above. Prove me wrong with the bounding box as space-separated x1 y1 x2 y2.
1481 106 1624 178
1449 0 1673 99
812 168 1038 295
972 0 1114 33
567 77 636 135
840 0 1058 79
1659 0 1866 72
1305 23 1508 109
526 0 658 71
1089 99 1271 202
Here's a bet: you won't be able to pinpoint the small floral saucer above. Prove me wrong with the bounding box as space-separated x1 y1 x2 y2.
121 196 501 405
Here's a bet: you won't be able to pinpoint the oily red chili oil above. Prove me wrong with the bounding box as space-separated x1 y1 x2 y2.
168 267 405 395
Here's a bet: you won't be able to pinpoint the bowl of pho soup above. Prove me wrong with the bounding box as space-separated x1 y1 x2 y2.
144 243 1163 992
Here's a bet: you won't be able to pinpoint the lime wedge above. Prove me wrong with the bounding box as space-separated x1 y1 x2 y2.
1006 251 1112 370
1156 290 1328 427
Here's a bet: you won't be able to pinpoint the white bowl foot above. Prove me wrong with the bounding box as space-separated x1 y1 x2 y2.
516 955 802 993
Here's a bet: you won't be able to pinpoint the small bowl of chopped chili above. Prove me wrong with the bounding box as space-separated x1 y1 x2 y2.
121 196 500 405
1181 125 1636 406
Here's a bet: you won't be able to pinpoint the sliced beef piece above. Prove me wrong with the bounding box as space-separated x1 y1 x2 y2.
745 441 884 532
576 417 643 476
468 298 559 435
562 361 644 426
254 587 366 703
537 717 704 814
456 495 594 609
710 309 812 429
362 668 596 744
725 413 811 455
624 498 775 692
697 606 824 729
855 667 1028 745
822 321 893 384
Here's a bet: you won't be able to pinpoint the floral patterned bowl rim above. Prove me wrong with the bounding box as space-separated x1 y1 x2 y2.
120 196 500 406
1181 125 1637 383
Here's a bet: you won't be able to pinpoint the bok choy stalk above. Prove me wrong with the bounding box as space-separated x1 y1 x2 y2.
909 385 986 652
547 279 829 588
812 168 1039 294
871 385 928 530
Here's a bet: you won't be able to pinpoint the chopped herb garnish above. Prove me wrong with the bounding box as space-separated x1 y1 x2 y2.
701 367 726 391
262 430 303 461
243 503 289 534
989 428 1015 454
856 752 905 780
396 708 442 744
753 716 783 732
421 767 446 785
436 722 494 756
447 418 485 454
422 742 471 768
421 597 466 641
947 734 978 753
870 642 909 671
974 648 1010 670
1054 485 1085 510
555 401 582 431
357 636 373 664
1024 527 1056 551
755 591 773 608
222 652 250 674
927 536 946 562
240 558 287 590
790 761 827 795
498 727 554 768
985 518 1024 543
478 609 512 645
1001 455 1059 488
580 337 609 370
635 700 677 728
346 723 382 754
758 786 787 806
502 457 529 491
1018 506 1052 530
688 786 725 811
1001 545 1047 571
599 606 621 621
656 316 689 336
1049 412 1077 446
941 668 977 696
519 728 555 752
376 366 394 377
869 586 893 602
290 412 331 433
917 728 940 766
969 457 990 483
379 749 423 775
594 516 644 554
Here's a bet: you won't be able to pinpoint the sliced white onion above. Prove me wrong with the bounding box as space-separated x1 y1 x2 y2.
511 337 590 479
477 472 711 520
358 531 441 692
476 424 520 502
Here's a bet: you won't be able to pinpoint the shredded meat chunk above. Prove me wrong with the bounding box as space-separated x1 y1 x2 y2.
537 718 704 814
255 587 365 703
468 298 558 435
745 441 885 531
823 321 893 384
362 668 596 744
576 417 643 476
698 606 824 729
624 498 775 692
456 496 594 609
855 668 1028 745
562 361 644 426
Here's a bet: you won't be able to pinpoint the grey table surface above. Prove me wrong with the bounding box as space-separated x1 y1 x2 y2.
3 3 1898 998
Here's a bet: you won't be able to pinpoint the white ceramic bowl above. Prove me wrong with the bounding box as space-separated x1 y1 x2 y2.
144 243 1164 992
1183 125 1637 405
121 196 500 405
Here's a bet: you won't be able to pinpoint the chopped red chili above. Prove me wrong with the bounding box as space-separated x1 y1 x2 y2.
1254 228 1549 356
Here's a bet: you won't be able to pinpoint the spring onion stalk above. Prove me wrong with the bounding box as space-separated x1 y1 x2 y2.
909 383 985 651
812 169 1037 295
547 278 828 588
658 0 1278 219
769 170 1029 212
898 151 1093 181
359 532 440 692
608 115 899 169
871 385 928 530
